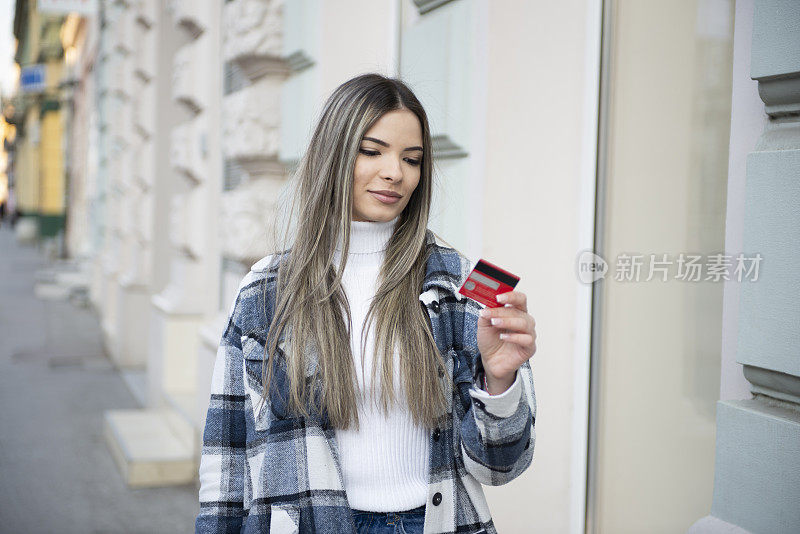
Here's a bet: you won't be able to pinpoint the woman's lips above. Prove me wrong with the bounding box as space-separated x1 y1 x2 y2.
369 191 401 204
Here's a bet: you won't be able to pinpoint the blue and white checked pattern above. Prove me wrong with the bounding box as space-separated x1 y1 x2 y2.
196 230 537 534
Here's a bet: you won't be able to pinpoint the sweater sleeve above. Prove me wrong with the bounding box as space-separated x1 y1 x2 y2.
455 264 537 486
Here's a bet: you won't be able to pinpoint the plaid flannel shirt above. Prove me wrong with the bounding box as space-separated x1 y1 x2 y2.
196 230 537 534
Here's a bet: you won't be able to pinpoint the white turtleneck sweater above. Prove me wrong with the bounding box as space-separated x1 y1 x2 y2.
332 215 431 512
332 216 521 511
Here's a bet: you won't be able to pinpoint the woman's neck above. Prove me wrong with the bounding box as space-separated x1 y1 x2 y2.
338 215 400 255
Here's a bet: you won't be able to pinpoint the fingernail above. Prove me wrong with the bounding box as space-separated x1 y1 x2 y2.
479 309 490 318
490 318 502 326
496 293 507 303
499 333 509 340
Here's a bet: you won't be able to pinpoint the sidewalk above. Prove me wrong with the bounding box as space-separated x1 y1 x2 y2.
0 226 198 534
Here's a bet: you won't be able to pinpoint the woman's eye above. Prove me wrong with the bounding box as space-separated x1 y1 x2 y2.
358 148 420 166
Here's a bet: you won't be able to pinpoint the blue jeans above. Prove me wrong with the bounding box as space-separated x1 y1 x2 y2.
351 505 426 534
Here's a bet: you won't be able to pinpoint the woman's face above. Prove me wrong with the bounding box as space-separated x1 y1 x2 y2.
352 109 423 222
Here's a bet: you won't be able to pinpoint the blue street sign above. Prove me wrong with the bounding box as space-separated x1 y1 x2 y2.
20 65 46 94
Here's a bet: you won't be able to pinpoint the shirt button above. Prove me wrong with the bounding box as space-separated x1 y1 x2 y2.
433 428 441 441
432 492 442 506
474 399 486 410
430 301 440 314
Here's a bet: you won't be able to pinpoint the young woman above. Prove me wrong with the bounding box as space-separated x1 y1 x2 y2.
196 73 537 534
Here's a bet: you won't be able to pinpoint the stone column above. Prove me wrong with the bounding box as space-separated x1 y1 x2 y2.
149 0 223 418
113 0 159 370
96 0 137 366
89 1 111 317
102 0 209 488
689 1 800 532
196 0 287 434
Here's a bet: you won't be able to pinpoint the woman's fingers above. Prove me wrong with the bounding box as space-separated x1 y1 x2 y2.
497 332 535 349
488 316 530 332
480 306 535 328
496 290 527 312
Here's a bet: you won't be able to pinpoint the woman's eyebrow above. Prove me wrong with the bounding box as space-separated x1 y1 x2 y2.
362 136 423 152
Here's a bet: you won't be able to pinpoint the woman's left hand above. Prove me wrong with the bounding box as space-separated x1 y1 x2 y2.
476 290 537 395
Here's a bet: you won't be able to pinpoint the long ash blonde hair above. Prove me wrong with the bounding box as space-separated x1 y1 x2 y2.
258 73 448 431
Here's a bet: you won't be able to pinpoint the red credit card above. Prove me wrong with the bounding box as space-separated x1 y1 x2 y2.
458 259 520 308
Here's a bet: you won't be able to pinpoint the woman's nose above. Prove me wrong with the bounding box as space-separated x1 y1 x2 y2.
381 157 403 181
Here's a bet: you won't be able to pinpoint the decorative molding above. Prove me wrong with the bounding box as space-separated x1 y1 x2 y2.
107 57 134 100
750 0 800 118
431 134 468 159
224 61 250 95
172 37 209 113
234 54 290 82
222 0 288 82
169 190 205 259
136 0 158 28
133 119 151 143
119 182 154 287
219 177 285 261
133 80 155 139
744 364 800 405
222 78 281 164
223 159 247 191
756 74 800 118
151 256 207 313
170 115 208 184
118 181 136 236
285 50 314 73
111 113 135 151
413 0 458 15
134 25 156 82
112 9 136 56
236 157 286 180
133 141 155 191
119 243 153 289
168 195 186 255
223 0 283 67
168 0 208 38
223 158 285 190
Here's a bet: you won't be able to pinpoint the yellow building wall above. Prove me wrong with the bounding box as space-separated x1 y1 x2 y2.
17 107 41 215
40 108 64 215
0 173 7 205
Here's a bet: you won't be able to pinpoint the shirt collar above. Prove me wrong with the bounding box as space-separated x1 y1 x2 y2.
421 229 466 300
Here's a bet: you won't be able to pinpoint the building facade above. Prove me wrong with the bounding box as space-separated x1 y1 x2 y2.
10 0 67 245
10 0 799 532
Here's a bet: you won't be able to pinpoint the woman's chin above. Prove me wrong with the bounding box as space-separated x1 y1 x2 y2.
352 209 400 223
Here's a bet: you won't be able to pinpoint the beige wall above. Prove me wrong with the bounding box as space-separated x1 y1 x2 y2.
481 1 598 532
309 0 396 139
319 0 397 90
